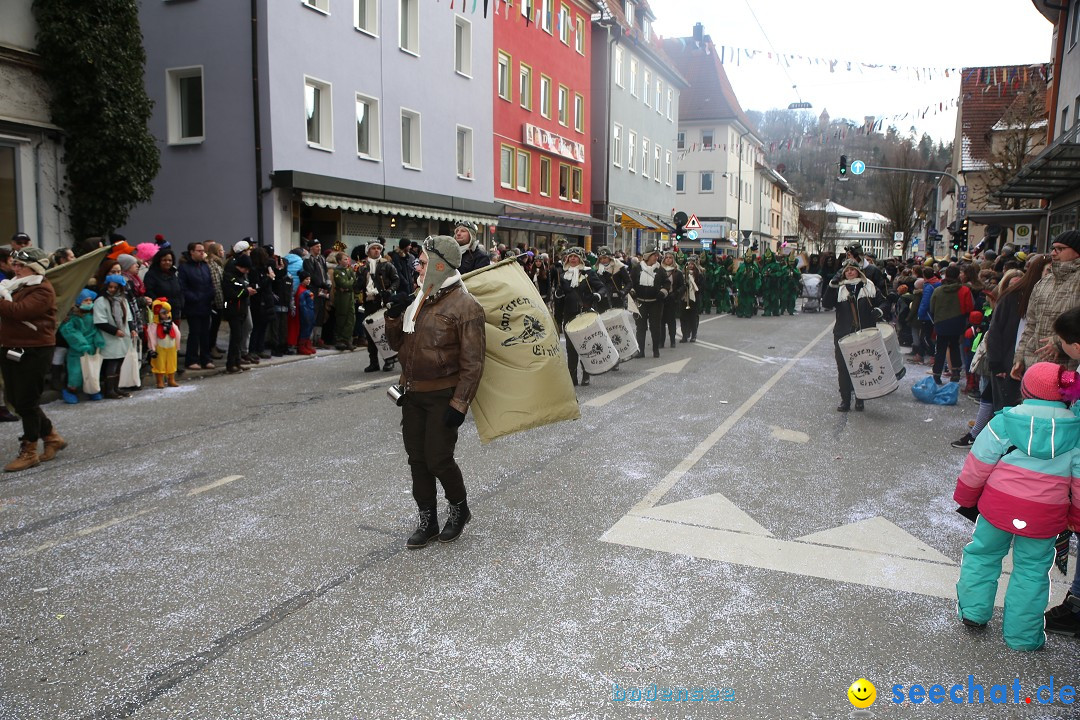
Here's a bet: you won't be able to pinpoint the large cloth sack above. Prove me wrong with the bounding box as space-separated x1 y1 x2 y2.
81 352 102 395
463 259 580 443
119 341 142 389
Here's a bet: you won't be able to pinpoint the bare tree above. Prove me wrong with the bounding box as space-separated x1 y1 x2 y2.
972 87 1047 210
874 146 930 254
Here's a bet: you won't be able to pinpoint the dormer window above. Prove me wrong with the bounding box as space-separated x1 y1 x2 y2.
642 16 650 38
624 0 634 26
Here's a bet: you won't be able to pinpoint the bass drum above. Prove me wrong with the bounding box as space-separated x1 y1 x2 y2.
363 309 398 363
564 312 618 375
877 323 906 380
600 308 639 361
837 328 899 400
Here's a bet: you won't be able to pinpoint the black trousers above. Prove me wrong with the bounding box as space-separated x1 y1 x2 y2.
833 339 854 400
249 306 269 355
227 314 244 368
401 387 466 507
992 373 1022 411
680 302 700 341
185 313 212 366
635 300 664 355
933 334 962 379
0 346 53 442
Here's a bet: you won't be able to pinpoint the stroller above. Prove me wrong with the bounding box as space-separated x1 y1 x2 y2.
800 273 823 312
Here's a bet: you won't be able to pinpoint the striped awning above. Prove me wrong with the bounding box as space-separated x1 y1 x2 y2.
617 207 669 232
301 192 495 226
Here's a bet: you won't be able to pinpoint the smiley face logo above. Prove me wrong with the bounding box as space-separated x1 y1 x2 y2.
847 678 876 709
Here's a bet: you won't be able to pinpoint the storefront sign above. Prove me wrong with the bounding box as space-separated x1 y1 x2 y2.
523 123 585 163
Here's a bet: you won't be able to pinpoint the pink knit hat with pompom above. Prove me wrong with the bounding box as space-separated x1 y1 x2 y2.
1021 362 1080 403
135 242 159 262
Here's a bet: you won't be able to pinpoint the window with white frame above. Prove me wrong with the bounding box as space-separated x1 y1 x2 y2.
666 88 672 119
305 76 332 149
355 93 380 159
641 137 649 177
516 149 530 192
519 63 532 110
541 0 553 33
559 4 571 44
676 172 684 193
624 0 634 26
574 93 584 133
540 157 551 196
304 0 329 13
643 70 651 107
400 108 421 168
614 46 624 87
455 17 472 76
627 130 636 172
677 131 684 149
558 85 569 126
612 124 622 167
665 150 672 185
575 16 585 54
354 0 377 34
642 16 650 38
497 52 512 101
540 75 552 118
399 0 419 54
655 79 662 113
653 145 660 182
630 58 638 96
456 125 473 178
166 66 204 144
500 145 514 188
700 172 713 192
702 129 714 148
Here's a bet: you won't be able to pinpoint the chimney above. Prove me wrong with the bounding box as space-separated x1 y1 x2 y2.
693 23 704 43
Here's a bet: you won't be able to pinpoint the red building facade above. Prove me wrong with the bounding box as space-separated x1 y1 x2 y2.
493 0 598 251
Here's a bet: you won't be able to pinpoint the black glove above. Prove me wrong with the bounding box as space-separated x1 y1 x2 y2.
384 293 416 319
444 406 466 428
147 350 158 360
871 307 884 322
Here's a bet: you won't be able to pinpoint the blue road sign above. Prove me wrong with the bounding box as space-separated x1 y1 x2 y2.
687 230 699 241
850 160 865 175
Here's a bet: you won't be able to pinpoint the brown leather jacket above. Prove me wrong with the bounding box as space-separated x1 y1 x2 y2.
0 277 57 348
385 283 486 414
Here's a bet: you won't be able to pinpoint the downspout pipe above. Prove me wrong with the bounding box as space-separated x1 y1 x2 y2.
250 0 266 247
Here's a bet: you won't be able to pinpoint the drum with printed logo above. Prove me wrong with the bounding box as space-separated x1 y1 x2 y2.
600 308 638 361
564 311 618 374
363 309 398 363
877 322 906 380
837 328 898 399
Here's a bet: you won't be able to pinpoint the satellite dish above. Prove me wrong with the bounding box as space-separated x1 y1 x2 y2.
673 211 689 227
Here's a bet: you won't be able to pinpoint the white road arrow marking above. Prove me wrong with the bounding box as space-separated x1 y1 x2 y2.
583 358 690 408
340 377 394 392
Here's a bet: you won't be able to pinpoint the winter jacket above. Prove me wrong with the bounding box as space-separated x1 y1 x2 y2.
1017 258 1080 370
917 277 941 323
143 250 184 318
92 293 133 360
357 257 401 312
285 252 304 287
0 276 57 348
295 287 315 335
391 250 417 293
929 280 974 335
385 282 486 415
629 262 671 303
596 260 632 308
59 311 104 356
553 266 607 324
302 252 330 293
459 243 491 275
906 289 924 330
664 267 685 310
178 256 215 316
954 399 1080 539
984 291 1024 374
823 278 879 339
221 267 251 320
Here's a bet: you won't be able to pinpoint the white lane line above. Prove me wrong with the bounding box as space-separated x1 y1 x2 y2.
696 314 731 324
187 475 244 497
629 323 834 514
691 339 769 363
21 508 158 557
584 359 690 408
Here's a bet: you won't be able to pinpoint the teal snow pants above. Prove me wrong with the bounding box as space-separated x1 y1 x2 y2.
956 515 1056 651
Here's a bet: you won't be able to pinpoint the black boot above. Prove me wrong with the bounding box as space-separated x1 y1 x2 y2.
364 362 380 373
405 505 439 549
439 499 471 543
580 372 590 387
854 398 864 411
837 395 851 412
104 375 125 400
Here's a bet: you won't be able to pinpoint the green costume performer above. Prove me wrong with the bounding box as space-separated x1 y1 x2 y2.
760 249 784 317
780 255 802 315
331 263 358 350
715 254 735 314
733 253 761 318
698 253 714 314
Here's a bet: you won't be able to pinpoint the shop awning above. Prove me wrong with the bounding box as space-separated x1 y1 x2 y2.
617 207 668 232
499 200 613 230
301 192 495 226
994 125 1080 200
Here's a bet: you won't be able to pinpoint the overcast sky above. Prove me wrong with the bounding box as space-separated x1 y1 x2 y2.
650 0 1054 142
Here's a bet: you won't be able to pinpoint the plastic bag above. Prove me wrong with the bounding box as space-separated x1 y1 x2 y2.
911 375 958 405
81 352 102 395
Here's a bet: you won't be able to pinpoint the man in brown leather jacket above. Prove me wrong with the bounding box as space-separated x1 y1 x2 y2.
385 235 486 548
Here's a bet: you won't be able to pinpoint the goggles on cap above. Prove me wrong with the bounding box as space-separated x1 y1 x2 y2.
422 236 454 268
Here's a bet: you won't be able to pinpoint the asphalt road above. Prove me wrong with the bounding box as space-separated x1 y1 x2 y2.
1 309 1078 720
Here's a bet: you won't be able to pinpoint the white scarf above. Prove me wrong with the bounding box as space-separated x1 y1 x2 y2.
366 258 378 299
403 272 464 334
0 273 43 302
639 262 658 287
597 258 625 276
563 265 583 288
686 271 699 303
836 277 876 303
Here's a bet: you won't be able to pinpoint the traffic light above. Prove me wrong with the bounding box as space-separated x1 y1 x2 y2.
838 155 848 179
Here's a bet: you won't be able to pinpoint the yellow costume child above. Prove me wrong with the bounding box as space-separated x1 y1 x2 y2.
147 298 181 388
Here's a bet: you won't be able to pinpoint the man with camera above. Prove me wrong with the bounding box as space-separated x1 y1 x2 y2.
0 247 65 471
384 235 486 549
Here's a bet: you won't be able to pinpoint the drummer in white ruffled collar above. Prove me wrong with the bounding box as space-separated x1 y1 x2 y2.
594 246 632 311
822 260 883 412
554 247 607 387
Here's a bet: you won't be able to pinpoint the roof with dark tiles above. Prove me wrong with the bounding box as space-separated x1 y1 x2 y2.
661 33 758 135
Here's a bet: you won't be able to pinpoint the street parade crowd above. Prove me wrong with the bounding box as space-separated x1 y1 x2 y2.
2 224 1080 652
